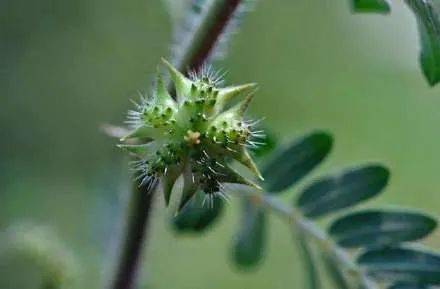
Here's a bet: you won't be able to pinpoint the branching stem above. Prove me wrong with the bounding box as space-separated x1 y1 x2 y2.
239 189 380 289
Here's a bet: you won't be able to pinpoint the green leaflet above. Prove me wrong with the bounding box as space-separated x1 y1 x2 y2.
296 164 389 218
351 0 391 13
388 283 434 289
232 199 266 268
329 209 437 248
172 191 224 233
262 131 333 193
350 0 440 86
357 247 440 285
406 0 440 86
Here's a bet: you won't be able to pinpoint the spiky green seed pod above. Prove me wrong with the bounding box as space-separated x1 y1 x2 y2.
120 59 264 210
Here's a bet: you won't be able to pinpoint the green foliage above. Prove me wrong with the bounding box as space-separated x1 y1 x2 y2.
250 129 278 159
406 0 440 86
261 131 332 193
351 0 391 13
155 3 440 287
170 129 438 289
124 0 440 287
9 0 440 288
172 191 224 233
357 247 440 285
153 0 440 287
296 165 389 218
329 210 437 248
351 0 440 86
231 199 266 268
388 283 434 289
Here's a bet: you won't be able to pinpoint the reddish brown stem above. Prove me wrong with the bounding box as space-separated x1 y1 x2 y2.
184 0 242 72
109 179 157 289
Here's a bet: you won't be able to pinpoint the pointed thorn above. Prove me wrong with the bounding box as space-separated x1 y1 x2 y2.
161 58 191 98
219 83 258 101
236 149 263 180
235 91 257 117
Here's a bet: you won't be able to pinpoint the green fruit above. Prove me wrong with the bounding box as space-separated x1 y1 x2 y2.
120 59 263 210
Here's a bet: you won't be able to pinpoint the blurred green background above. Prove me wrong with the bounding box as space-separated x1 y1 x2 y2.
1 0 439 288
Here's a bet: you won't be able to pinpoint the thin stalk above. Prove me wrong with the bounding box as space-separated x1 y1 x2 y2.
108 1 245 289
173 0 242 73
108 179 158 289
241 189 379 289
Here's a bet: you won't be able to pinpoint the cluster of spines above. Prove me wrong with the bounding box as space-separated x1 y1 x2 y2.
193 152 230 208
188 64 226 87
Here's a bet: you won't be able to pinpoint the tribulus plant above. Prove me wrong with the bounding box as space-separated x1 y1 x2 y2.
4 1 440 289
119 59 263 209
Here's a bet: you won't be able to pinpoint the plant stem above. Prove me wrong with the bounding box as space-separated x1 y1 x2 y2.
173 0 242 73
108 1 245 289
239 189 379 289
108 179 158 289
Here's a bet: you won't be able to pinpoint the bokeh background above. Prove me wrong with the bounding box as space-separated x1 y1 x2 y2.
1 0 439 288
